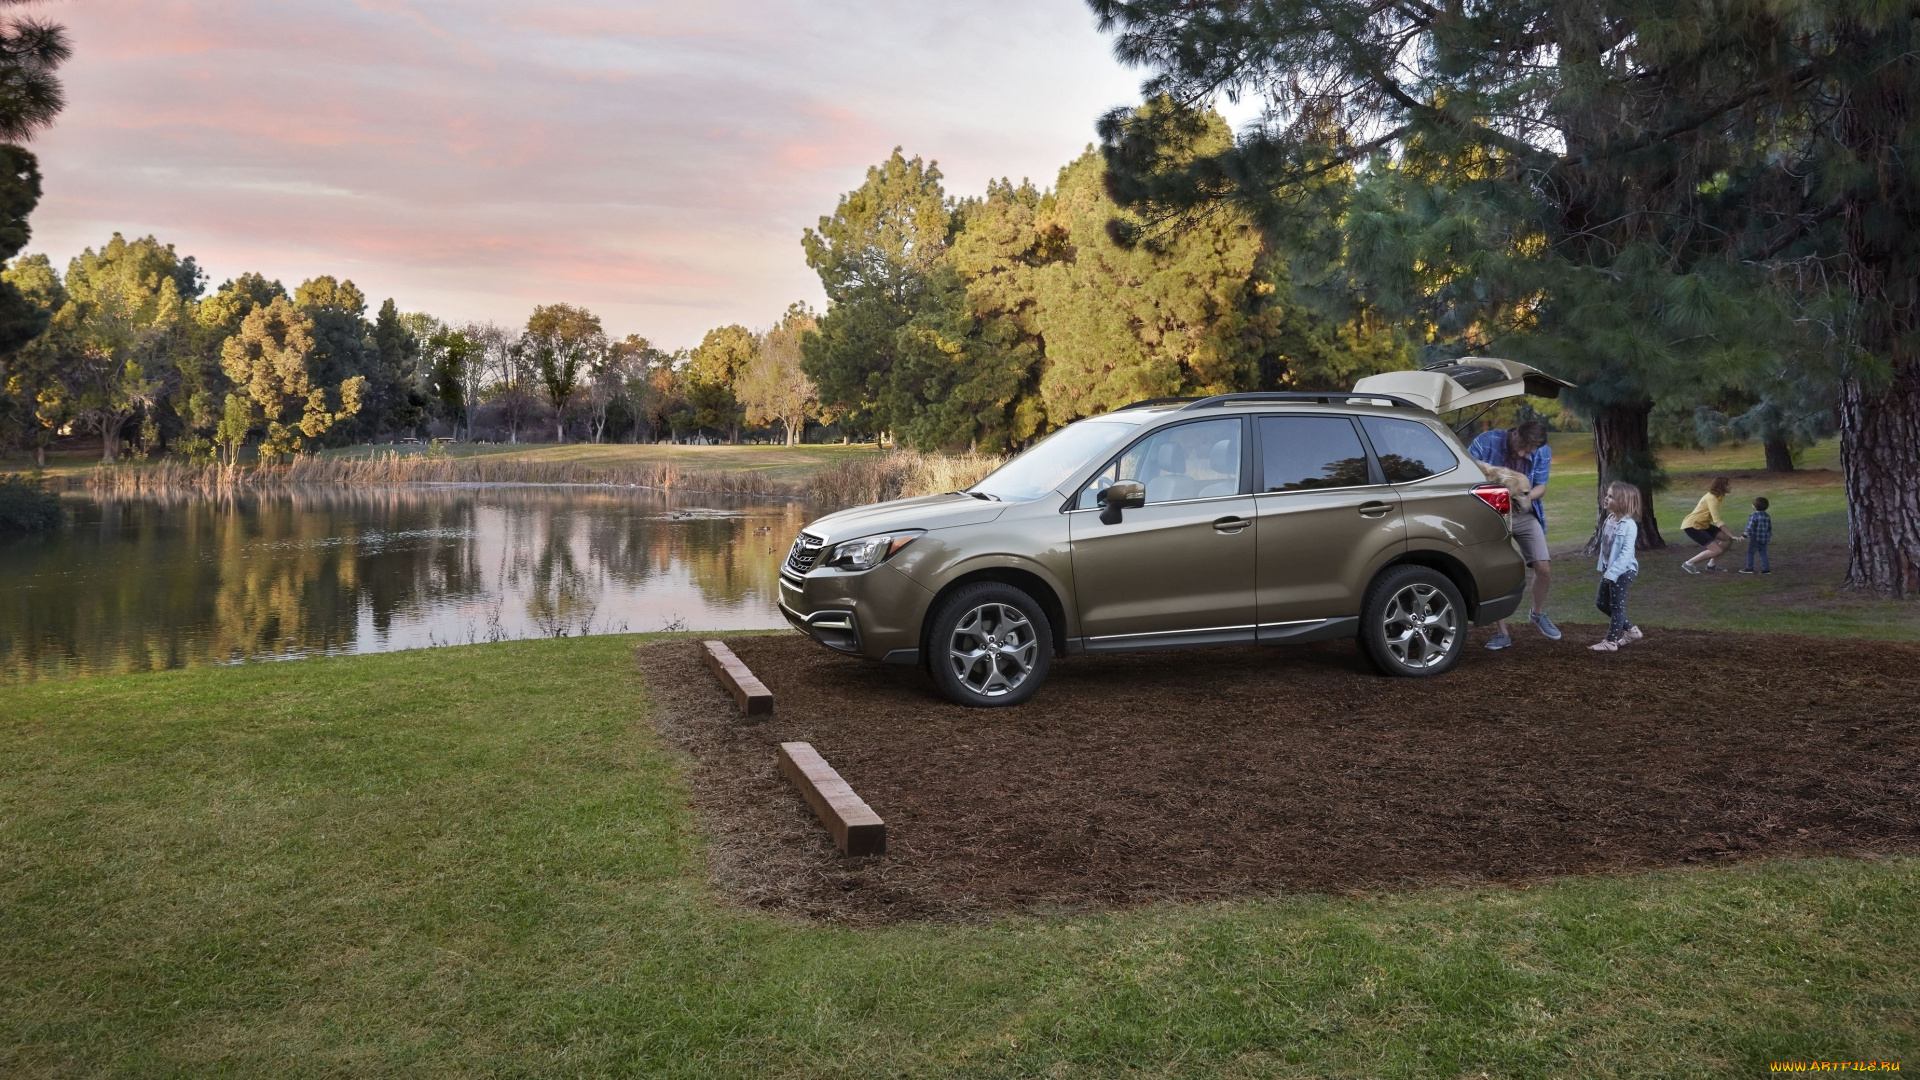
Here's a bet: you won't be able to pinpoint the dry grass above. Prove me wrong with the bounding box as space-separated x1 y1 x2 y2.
67 447 1007 507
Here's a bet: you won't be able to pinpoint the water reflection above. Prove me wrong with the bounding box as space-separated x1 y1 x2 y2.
0 487 807 680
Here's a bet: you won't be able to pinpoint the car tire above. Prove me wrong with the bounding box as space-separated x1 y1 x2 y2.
925 582 1053 707
1358 565 1467 678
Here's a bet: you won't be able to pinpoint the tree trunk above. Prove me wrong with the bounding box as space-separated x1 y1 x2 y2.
1763 438 1795 472
35 442 45 467
1589 400 1665 550
1834 37 1920 597
100 422 120 463
1839 361 1920 596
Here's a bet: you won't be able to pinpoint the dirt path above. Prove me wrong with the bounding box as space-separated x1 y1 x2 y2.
638 628 1920 923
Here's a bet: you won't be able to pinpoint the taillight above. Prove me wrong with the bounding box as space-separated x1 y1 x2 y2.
1472 484 1512 515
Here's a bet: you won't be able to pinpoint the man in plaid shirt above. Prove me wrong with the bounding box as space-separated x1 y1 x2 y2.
1739 496 1772 574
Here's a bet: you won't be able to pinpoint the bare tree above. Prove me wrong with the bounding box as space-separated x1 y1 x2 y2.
738 307 818 446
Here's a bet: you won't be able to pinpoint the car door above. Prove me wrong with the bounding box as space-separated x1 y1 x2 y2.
1252 413 1406 639
1067 417 1257 650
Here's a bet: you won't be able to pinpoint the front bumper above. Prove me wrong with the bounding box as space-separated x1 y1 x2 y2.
777 561 934 662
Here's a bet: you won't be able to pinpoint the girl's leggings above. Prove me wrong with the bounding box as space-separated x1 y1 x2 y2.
1594 569 1637 642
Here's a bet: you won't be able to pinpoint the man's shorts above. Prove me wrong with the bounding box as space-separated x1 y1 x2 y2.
1511 510 1551 565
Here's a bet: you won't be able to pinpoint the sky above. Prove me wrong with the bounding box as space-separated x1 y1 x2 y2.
26 0 1157 349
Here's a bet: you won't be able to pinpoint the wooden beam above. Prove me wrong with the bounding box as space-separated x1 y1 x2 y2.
701 640 773 717
777 742 886 856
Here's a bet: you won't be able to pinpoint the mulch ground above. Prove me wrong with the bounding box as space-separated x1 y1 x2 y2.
637 625 1920 923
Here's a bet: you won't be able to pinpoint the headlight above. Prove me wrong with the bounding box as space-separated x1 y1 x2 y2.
824 531 923 571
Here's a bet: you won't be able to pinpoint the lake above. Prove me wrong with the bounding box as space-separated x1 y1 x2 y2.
0 486 810 680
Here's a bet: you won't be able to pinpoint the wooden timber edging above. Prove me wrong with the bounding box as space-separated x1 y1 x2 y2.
701 640 773 717
777 742 886 857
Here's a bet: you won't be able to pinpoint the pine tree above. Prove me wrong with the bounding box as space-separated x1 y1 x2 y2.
1091 0 1804 548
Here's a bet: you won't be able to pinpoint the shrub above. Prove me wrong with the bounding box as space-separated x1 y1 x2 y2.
0 473 62 533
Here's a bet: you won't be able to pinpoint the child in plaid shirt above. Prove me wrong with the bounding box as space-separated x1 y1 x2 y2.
1739 497 1772 574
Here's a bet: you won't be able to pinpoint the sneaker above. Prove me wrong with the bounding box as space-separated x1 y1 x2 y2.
1589 640 1619 652
1529 612 1563 641
1625 626 1643 642
1739 568 1755 574
1484 631 1512 651
1761 570 1772 575
1682 561 1702 574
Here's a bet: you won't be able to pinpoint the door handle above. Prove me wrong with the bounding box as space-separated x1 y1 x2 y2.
1212 516 1251 533
1358 501 1392 518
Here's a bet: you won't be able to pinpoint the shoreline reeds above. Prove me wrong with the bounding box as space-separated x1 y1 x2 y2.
64 448 1006 508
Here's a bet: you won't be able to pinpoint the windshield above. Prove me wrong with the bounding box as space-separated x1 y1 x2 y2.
968 417 1147 502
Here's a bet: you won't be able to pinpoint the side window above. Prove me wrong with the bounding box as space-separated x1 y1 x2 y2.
1359 417 1459 483
1076 418 1243 508
1258 416 1372 491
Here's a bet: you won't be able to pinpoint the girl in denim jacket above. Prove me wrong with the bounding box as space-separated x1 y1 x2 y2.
1590 481 1642 652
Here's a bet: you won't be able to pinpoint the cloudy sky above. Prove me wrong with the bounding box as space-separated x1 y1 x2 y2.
27 0 1153 348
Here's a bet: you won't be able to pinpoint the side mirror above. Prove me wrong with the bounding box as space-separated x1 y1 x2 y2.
1098 480 1146 524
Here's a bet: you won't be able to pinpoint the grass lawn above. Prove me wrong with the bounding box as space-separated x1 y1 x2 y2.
3 634 1914 1077
1531 436 1920 640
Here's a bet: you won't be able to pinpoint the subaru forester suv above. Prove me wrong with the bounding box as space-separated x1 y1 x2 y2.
779 359 1568 707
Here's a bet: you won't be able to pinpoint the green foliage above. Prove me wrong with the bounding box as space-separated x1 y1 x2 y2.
685 323 755 439
0 8 69 142
220 295 364 462
523 302 605 442
0 470 58 531
797 131 1406 452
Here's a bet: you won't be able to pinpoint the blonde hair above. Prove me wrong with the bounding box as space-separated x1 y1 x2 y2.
1605 480 1643 522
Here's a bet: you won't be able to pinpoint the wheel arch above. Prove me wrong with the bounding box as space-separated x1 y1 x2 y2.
1379 547 1481 618
920 563 1071 659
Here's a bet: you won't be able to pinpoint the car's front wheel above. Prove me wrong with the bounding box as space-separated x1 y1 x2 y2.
1358 565 1466 677
925 582 1053 707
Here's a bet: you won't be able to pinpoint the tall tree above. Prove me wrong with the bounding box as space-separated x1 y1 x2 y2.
522 302 603 443
0 4 66 456
60 233 201 461
800 149 955 437
370 297 424 437
176 272 284 456
686 323 756 442
738 306 818 446
1090 1 1798 549
292 276 375 442
0 251 62 463
426 326 472 438
220 295 364 461
1809 3 1920 595
1029 141 1285 421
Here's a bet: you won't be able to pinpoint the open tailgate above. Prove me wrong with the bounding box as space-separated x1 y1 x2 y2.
1352 358 1574 414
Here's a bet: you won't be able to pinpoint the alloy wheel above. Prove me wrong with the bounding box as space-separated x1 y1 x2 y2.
947 602 1039 698
1380 582 1458 670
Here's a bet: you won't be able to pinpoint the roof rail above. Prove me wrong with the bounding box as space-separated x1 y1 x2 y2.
1114 396 1203 411
1177 391 1427 412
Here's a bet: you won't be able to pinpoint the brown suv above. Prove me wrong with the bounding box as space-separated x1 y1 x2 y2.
779 361 1562 707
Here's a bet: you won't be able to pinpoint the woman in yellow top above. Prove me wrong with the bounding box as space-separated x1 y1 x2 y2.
1681 476 1734 572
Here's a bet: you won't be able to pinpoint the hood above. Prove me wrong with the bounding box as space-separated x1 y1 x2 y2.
800 490 1006 543
1352 358 1574 414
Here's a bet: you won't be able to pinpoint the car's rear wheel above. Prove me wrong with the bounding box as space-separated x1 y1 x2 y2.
1358 565 1466 677
926 582 1053 707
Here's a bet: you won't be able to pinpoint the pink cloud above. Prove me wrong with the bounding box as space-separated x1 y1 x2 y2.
28 0 1148 344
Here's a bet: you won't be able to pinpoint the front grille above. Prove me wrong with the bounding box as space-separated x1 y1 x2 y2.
785 532 826 576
